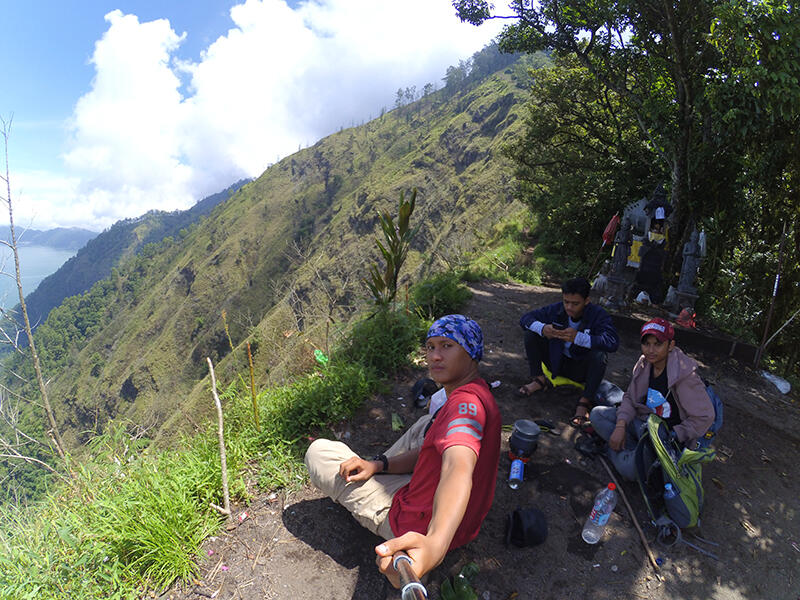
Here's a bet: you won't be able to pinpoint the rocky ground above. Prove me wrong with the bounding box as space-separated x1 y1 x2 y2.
166 281 800 600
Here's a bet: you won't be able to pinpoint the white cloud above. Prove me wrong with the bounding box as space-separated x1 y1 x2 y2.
9 170 82 229
30 0 505 229
62 9 193 226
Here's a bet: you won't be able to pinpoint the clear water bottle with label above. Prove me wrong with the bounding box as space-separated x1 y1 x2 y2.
581 483 618 544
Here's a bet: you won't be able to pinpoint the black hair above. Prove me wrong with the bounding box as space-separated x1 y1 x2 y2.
561 277 591 299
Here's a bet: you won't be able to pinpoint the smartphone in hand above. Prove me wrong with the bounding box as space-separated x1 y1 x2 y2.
551 322 567 330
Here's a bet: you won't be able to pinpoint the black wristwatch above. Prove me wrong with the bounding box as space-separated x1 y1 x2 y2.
371 453 388 473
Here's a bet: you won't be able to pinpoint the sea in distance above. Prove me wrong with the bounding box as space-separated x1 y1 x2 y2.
0 245 75 308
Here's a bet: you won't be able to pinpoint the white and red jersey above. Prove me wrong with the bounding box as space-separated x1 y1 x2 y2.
388 378 501 549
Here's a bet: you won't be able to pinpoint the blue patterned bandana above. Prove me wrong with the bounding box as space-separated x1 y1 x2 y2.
426 314 483 361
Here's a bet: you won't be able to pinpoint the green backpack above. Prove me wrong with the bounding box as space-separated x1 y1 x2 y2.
634 414 716 529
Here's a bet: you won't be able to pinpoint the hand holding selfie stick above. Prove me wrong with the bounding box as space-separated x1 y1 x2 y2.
393 551 428 600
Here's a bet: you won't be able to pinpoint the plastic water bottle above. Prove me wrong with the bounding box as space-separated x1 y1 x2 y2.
581 483 618 544
508 458 524 489
664 482 677 500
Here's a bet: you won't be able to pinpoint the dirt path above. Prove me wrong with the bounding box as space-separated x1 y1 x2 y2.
167 281 800 600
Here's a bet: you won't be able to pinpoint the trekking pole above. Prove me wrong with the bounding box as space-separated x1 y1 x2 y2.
598 456 663 579
392 551 428 600
754 220 788 366
762 305 800 352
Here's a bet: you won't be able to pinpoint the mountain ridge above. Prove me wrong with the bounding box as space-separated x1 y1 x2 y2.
2 49 546 450
14 179 250 327
0 226 97 251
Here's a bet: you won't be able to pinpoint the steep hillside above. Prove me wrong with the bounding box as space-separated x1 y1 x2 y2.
18 180 249 326
5 54 544 448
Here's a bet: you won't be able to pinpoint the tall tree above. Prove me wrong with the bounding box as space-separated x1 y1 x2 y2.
455 0 735 265
702 0 800 363
506 54 657 259
708 0 800 209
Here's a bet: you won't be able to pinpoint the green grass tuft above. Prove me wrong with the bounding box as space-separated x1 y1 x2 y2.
410 271 473 318
336 309 426 375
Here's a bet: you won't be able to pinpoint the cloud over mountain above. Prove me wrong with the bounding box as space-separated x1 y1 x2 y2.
24 0 501 229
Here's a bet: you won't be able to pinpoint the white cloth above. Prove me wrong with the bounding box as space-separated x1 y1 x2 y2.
429 387 448 414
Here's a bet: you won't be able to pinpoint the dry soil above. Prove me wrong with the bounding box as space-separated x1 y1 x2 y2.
167 281 800 600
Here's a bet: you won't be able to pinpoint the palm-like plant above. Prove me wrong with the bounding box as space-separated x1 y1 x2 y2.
363 189 419 307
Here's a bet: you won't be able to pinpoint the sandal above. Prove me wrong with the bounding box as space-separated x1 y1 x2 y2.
570 398 592 428
516 376 549 397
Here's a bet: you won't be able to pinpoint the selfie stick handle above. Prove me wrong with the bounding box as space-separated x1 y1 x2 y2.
393 551 428 600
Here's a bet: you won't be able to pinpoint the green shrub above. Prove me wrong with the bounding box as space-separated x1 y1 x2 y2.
532 246 585 282
410 272 473 318
337 309 426 374
0 428 223 599
261 361 378 441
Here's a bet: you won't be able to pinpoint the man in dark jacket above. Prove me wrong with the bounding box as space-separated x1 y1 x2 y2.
518 277 619 426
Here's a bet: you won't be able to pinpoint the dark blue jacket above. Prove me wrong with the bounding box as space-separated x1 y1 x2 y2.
519 302 619 376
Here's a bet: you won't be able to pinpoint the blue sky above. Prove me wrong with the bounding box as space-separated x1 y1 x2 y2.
1 1 503 231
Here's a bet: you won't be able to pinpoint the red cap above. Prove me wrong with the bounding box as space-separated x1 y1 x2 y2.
640 318 674 342
608 483 616 490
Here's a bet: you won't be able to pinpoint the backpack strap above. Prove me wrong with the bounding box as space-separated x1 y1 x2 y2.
633 427 661 524
695 384 724 449
653 515 720 560
654 514 682 547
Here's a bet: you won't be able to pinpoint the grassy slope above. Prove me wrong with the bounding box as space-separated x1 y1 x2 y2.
33 58 537 447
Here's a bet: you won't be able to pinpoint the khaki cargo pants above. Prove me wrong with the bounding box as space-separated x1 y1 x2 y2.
304 413 431 540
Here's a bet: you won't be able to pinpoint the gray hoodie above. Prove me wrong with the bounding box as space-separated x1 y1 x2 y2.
616 347 714 446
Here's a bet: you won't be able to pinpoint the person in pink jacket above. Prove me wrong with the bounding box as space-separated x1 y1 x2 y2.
589 317 714 480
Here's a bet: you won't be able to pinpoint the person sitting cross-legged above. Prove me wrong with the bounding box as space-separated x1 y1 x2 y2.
304 314 501 588
518 277 620 427
589 318 715 481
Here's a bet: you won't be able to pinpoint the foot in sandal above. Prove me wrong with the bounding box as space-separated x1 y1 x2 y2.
571 397 593 428
517 376 548 397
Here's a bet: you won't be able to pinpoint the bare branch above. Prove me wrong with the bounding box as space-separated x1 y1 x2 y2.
0 324 24 352
1 117 69 464
0 394 47 453
207 357 230 516
0 435 64 478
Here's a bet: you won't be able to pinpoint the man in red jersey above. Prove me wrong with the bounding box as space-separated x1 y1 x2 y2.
305 314 501 587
